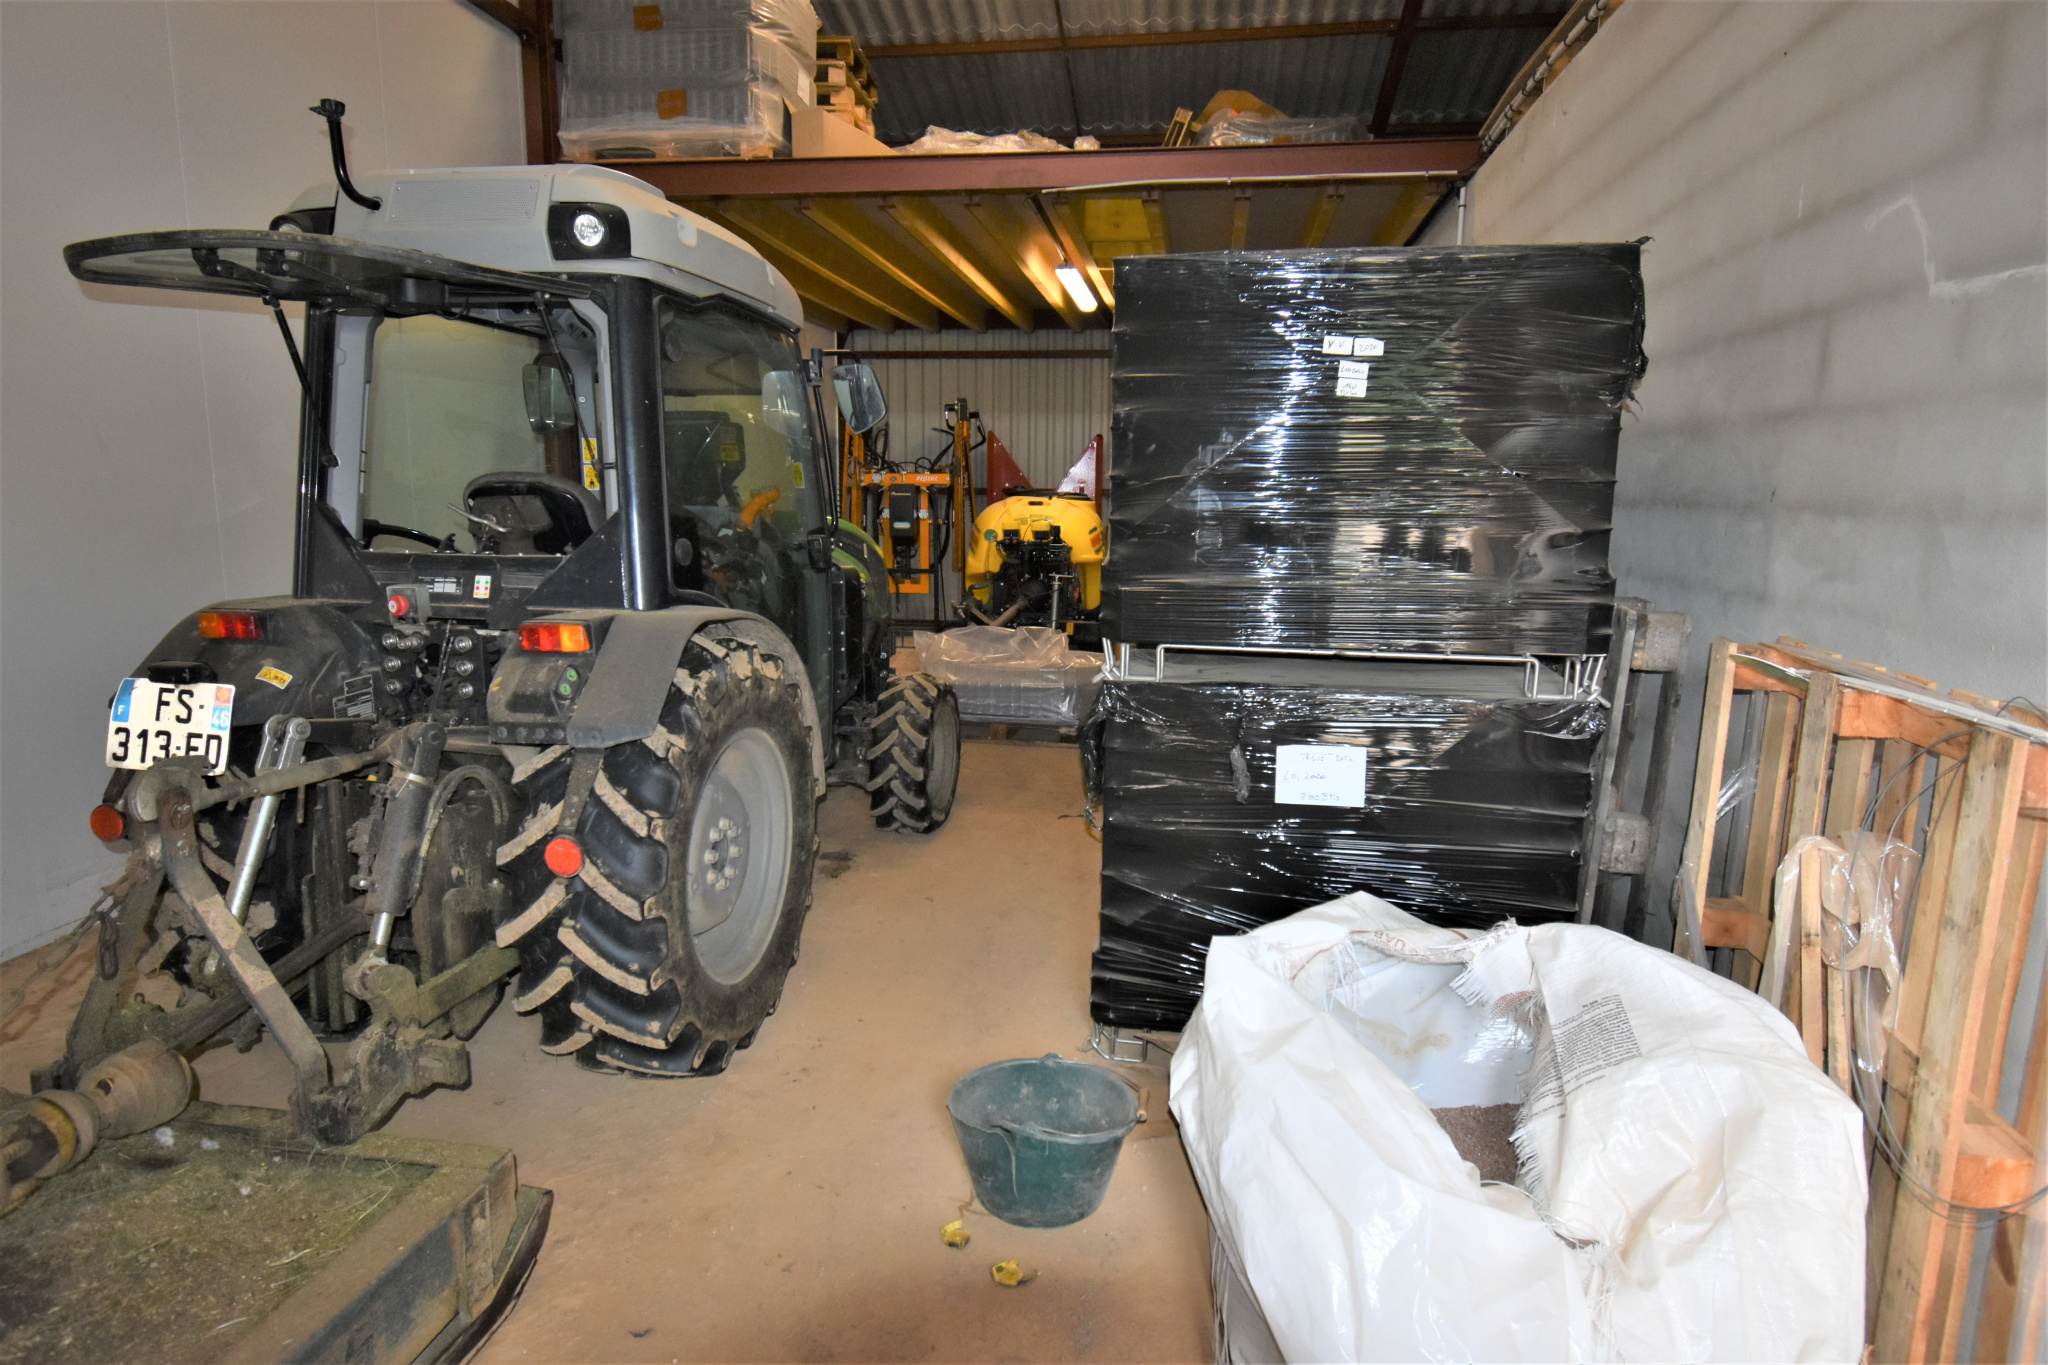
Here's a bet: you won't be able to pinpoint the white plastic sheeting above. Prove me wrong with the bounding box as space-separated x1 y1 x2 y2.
1173 892 1868 1363
913 625 1101 726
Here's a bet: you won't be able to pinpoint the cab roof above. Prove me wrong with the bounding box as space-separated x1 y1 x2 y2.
67 164 801 330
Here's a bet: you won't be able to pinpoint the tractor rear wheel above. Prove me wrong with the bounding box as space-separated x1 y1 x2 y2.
497 628 817 1075
866 672 961 834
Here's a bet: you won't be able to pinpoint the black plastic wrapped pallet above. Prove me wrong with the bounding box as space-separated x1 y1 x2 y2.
1104 244 1647 656
1086 671 1602 1030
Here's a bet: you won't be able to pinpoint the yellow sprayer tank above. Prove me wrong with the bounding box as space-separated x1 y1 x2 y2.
963 493 1107 615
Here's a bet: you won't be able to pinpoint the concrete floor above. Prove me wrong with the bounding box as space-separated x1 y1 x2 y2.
0 739 1213 1364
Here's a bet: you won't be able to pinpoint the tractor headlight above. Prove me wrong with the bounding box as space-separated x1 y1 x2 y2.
547 202 631 260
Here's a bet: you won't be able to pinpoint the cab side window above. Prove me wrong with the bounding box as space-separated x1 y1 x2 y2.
655 301 819 645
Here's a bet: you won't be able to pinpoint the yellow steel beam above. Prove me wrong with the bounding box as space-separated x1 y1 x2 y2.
699 203 896 331
1300 184 1344 247
1229 187 1252 251
881 196 1035 331
1370 181 1447 247
1142 190 1169 254
1043 194 1114 309
718 199 941 330
799 198 990 332
966 194 1088 331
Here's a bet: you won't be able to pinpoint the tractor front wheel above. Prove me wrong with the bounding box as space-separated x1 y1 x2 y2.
866 672 961 834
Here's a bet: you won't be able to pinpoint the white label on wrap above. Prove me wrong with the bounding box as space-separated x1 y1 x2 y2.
1321 334 1354 355
1334 360 1371 398
1355 336 1385 356
1274 744 1369 807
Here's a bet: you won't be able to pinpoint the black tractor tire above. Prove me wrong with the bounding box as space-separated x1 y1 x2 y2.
866 672 961 834
495 627 818 1076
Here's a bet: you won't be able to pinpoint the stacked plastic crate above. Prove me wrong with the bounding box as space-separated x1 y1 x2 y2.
557 0 819 161
1090 245 1648 1030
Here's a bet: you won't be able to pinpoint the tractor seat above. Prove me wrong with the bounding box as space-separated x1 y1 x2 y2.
464 472 602 556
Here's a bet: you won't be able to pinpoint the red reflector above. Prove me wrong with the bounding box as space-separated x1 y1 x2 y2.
89 804 126 842
543 837 584 878
196 610 262 641
519 621 593 653
386 591 413 619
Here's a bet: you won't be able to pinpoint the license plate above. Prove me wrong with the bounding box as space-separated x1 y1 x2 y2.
106 679 235 775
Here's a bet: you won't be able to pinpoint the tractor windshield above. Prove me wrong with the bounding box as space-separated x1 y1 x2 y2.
657 300 821 646
335 302 605 557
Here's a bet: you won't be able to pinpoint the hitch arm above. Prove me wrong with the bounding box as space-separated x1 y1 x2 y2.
129 734 399 822
158 786 333 1104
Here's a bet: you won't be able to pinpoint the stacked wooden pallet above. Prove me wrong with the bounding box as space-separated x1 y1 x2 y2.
815 35 877 136
1674 636 2047 1362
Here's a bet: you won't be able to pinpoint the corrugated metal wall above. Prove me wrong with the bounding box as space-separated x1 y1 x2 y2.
848 329 1112 490
841 328 1112 627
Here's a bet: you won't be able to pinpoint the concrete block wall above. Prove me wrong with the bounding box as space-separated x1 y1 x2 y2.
0 0 524 958
1420 0 2048 945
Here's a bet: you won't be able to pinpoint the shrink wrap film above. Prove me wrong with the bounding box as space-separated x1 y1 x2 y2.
558 0 820 160
1105 244 1646 656
1086 659 1602 1030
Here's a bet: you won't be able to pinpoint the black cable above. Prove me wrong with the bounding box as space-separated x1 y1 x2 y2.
535 296 595 472
266 297 308 391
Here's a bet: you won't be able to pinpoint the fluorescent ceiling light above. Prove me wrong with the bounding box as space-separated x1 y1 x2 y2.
1055 264 1098 313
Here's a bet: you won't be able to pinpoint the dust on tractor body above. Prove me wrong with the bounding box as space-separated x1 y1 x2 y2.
23 134 961 1155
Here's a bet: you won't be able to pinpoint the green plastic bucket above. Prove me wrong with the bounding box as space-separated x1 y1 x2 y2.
948 1053 1139 1228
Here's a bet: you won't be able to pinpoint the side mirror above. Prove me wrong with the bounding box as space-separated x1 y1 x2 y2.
760 370 808 441
831 362 887 435
522 358 577 433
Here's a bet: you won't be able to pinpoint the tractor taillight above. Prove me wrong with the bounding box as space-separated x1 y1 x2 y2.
519 622 592 653
197 610 262 640
89 804 126 842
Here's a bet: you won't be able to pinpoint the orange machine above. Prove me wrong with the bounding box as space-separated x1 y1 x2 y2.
856 399 974 598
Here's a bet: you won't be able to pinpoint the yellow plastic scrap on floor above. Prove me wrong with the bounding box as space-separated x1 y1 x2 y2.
941 1220 970 1249
990 1260 1037 1287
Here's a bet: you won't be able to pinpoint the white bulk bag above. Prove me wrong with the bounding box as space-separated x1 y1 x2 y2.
1171 892 1867 1364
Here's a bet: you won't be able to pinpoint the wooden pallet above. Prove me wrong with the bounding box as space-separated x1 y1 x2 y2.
816 34 877 104
814 34 878 135
1672 637 2048 1362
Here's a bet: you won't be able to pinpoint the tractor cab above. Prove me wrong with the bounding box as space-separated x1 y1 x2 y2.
66 165 894 754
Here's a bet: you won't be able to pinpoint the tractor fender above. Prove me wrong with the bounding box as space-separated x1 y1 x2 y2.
494 608 825 797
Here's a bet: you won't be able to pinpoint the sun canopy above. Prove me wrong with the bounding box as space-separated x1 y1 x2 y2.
64 229 596 308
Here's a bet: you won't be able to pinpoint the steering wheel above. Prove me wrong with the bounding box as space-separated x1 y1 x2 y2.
362 519 448 551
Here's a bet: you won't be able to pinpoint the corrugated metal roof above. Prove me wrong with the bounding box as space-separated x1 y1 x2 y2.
814 0 1403 46
815 0 1559 145
1390 24 1544 125
1068 35 1389 132
873 33 1391 141
872 51 1076 142
1419 0 1556 19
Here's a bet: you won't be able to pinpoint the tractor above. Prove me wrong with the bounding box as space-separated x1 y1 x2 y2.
25 105 962 1150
